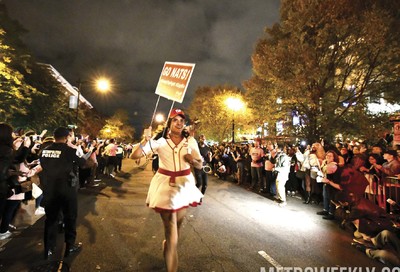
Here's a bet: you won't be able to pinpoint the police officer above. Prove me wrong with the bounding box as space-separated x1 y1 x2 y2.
40 127 92 259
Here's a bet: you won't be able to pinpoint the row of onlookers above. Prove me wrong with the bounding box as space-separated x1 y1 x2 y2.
206 138 400 207
198 135 400 266
0 125 134 242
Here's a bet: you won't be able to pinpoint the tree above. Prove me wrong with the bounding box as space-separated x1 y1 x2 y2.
99 109 135 142
187 85 251 142
245 0 400 143
12 63 76 131
1 4 106 134
78 106 105 138
0 5 40 123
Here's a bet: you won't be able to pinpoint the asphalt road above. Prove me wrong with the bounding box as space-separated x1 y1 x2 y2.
0 158 387 272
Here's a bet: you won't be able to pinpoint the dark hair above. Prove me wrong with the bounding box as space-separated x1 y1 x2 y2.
326 150 339 163
368 153 381 162
288 147 296 156
276 143 284 149
53 127 70 140
0 123 14 147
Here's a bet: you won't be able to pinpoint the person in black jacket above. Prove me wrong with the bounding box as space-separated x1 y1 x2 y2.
40 127 92 259
0 123 32 240
0 123 16 240
194 134 212 194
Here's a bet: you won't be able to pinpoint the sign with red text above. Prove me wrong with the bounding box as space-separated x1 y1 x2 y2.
155 62 195 103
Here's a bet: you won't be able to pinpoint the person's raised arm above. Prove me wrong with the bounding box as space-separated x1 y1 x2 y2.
130 127 152 160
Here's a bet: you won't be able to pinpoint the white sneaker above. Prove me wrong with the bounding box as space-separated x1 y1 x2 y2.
278 201 287 207
110 174 115 178
8 224 16 230
35 207 46 215
0 231 12 240
94 179 101 182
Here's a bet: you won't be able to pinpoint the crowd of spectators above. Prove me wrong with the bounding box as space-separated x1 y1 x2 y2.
0 124 134 241
1 122 399 266
205 135 399 206
198 133 400 266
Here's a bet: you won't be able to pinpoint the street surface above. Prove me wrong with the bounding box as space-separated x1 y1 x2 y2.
0 158 386 272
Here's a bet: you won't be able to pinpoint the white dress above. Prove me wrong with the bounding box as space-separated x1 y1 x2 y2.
142 136 203 212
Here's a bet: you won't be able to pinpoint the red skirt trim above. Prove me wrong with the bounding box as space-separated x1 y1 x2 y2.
148 201 202 213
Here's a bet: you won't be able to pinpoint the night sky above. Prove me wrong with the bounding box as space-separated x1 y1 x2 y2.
2 0 280 129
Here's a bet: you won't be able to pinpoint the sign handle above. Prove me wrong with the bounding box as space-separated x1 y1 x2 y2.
150 95 161 128
150 100 176 140
167 101 176 120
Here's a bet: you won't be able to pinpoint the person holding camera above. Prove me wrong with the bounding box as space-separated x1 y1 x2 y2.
264 143 278 197
0 134 34 239
249 139 265 192
0 123 31 240
194 134 212 194
316 150 341 220
274 144 291 207
40 127 93 260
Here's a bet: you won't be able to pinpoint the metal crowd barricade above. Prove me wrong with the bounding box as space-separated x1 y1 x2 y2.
383 176 400 213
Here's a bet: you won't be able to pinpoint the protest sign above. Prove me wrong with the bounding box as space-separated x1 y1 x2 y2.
155 62 195 103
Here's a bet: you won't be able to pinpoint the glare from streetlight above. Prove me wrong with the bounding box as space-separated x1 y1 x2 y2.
96 78 111 93
226 97 244 112
225 96 245 143
155 113 165 123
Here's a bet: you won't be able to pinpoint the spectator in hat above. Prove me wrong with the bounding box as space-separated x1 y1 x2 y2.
376 130 392 152
130 109 203 272
373 149 400 178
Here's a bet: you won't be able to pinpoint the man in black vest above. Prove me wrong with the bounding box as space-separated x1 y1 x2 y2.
40 127 92 259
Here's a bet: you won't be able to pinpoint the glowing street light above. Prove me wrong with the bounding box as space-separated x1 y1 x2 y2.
73 77 112 128
225 96 245 143
96 78 111 93
155 113 165 123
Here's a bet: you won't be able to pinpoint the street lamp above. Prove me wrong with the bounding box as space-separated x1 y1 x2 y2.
154 113 165 133
73 77 111 128
155 113 165 123
225 97 244 143
96 78 111 93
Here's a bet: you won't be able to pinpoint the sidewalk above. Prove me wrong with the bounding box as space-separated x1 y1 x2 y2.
0 198 43 251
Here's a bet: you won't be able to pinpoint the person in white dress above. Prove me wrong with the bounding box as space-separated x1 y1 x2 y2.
130 109 203 272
